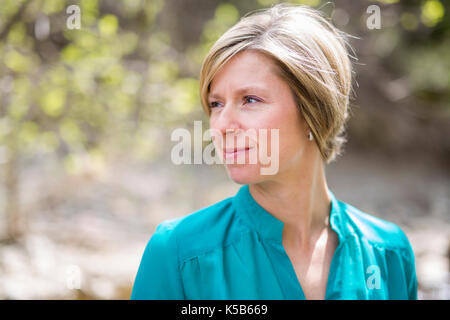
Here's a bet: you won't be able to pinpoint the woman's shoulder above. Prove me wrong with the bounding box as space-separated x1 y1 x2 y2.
339 200 413 254
339 199 417 298
148 195 245 261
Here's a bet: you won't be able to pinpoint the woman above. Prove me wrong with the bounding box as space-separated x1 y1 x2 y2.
131 3 417 300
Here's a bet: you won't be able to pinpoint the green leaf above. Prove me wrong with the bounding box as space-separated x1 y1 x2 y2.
99 14 119 37
43 0 65 15
59 119 83 145
7 22 26 45
421 0 445 27
61 44 82 62
4 50 33 73
214 3 239 26
170 78 200 115
18 121 39 147
40 88 66 117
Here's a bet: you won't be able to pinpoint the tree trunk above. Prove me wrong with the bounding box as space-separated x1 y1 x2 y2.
4 148 22 240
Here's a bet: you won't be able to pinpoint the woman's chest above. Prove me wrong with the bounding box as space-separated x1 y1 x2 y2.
283 231 339 300
285 245 335 299
180 233 394 300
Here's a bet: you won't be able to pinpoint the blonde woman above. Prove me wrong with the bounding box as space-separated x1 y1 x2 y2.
131 3 417 300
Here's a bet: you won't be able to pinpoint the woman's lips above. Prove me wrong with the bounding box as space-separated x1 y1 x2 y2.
223 147 253 159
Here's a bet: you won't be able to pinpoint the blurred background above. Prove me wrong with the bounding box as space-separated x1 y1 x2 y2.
0 0 449 300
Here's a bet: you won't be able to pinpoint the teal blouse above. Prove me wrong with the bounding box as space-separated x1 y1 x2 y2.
131 184 417 300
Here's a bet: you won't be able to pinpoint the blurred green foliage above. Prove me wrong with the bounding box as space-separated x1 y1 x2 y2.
0 0 448 175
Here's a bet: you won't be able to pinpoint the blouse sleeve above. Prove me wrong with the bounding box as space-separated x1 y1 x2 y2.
399 228 418 300
406 245 418 300
130 222 185 300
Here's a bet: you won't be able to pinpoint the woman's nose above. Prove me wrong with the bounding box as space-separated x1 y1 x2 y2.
213 103 242 135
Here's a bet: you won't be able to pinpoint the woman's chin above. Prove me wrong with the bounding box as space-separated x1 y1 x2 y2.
225 164 263 185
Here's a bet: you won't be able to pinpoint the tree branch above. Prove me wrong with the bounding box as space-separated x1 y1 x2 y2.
0 0 32 40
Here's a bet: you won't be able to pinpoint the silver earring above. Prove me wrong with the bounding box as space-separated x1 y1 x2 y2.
308 131 313 141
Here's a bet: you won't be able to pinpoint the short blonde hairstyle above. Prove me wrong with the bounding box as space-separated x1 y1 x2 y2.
199 3 354 164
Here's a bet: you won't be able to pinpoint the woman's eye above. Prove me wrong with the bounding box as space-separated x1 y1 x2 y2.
209 101 222 109
244 96 260 104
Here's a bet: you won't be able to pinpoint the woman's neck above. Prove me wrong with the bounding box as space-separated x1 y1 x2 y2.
249 157 331 251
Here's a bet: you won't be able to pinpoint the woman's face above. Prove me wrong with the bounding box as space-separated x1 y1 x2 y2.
208 49 311 185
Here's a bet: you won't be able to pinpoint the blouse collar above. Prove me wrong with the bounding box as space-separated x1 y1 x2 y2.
232 184 347 244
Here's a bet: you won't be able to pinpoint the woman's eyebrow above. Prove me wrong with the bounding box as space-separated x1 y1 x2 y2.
209 85 268 100
235 85 267 95
208 92 223 101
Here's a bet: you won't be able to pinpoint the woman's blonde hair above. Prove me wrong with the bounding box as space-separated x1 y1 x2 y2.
199 3 355 164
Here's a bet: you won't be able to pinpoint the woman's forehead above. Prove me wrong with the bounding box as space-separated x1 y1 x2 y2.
209 51 281 95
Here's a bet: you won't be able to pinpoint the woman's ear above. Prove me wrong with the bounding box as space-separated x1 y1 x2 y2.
297 109 309 134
